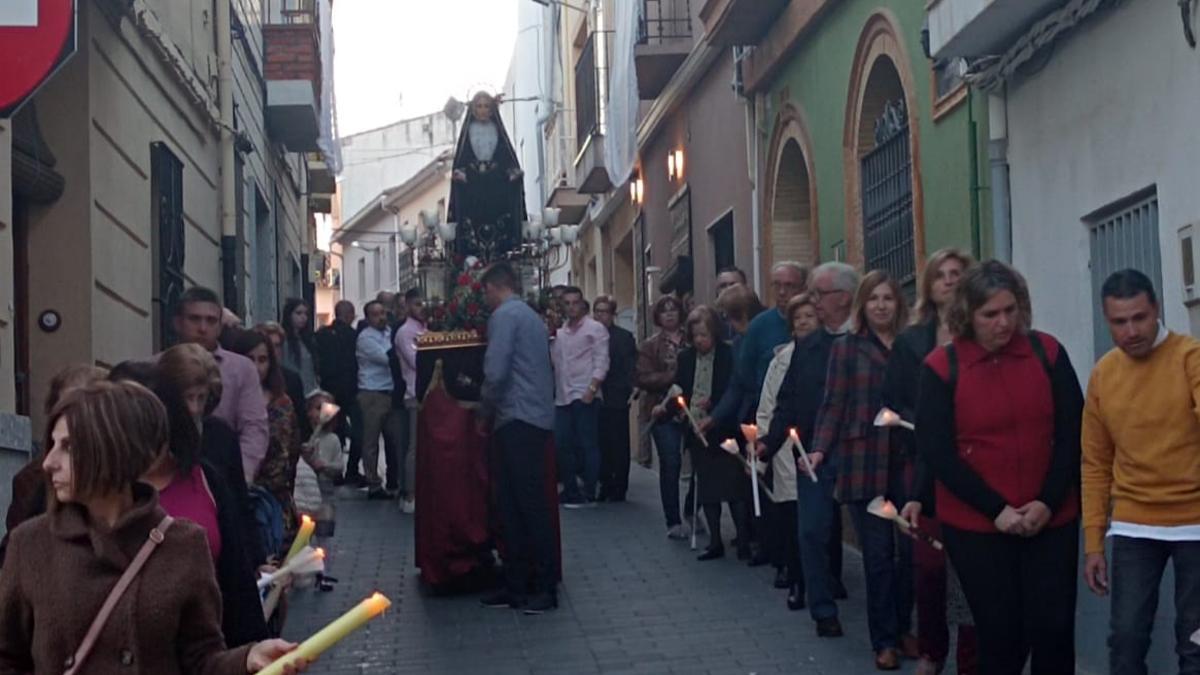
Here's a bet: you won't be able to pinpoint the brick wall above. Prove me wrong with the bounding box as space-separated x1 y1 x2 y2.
264 24 321 99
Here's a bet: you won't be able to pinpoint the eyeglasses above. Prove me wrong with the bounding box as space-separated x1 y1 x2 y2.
809 288 847 301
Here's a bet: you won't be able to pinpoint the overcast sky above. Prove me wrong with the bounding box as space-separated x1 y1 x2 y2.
333 1 520 136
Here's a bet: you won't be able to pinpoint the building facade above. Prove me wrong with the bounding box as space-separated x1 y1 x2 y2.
0 0 336 460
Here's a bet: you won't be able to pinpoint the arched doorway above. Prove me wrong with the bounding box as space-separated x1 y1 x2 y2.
763 103 819 284
843 10 924 288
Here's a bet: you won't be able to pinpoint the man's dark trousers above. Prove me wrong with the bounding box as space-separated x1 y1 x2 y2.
496 420 557 597
598 406 631 500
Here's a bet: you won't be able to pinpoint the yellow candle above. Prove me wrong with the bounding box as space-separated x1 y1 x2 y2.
258 593 392 675
285 515 315 563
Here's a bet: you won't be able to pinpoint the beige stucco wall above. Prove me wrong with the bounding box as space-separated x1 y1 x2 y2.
0 122 13 414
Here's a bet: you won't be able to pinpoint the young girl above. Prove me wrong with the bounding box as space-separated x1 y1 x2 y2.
302 390 344 539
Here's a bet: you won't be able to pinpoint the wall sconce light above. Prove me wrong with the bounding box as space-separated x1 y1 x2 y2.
629 176 644 205
543 207 561 228
419 209 440 228
667 149 684 181
398 222 418 246
561 224 580 245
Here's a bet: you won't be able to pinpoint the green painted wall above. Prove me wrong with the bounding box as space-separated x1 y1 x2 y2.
761 1 993 263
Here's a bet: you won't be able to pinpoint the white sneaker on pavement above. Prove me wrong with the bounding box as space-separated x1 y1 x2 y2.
401 498 415 514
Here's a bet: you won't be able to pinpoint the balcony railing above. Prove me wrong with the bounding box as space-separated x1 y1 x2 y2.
638 0 692 45
266 0 316 25
575 30 613 154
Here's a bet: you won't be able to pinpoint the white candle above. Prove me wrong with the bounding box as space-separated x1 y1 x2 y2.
789 428 818 483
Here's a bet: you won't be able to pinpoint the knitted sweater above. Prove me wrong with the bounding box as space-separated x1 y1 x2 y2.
1082 331 1200 554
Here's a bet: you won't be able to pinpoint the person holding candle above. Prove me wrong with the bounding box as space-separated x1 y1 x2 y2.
916 261 1083 675
112 353 272 648
756 293 821 609
0 381 307 674
674 306 747 561
637 295 691 538
883 248 978 675
764 262 861 640
807 270 910 670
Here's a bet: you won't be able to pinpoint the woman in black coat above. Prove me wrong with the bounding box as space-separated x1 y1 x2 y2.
112 354 271 647
672 306 748 561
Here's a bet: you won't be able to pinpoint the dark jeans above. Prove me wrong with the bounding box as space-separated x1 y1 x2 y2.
796 468 839 622
944 521 1078 675
848 500 903 650
651 421 683 527
598 406 631 499
554 400 601 501
776 500 804 593
703 501 748 551
495 420 557 597
1110 536 1200 675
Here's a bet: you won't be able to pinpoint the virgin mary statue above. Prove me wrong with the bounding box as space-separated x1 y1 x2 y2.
446 91 528 262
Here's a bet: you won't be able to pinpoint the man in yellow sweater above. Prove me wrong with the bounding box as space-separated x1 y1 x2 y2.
1082 269 1200 674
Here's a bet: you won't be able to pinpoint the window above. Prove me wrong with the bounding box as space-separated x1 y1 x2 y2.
151 142 184 349
1087 188 1162 357
710 211 734 278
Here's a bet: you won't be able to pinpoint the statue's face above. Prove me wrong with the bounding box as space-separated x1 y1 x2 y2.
472 96 493 121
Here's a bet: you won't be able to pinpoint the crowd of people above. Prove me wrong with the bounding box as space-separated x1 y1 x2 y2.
497 255 1198 675
0 248 1196 674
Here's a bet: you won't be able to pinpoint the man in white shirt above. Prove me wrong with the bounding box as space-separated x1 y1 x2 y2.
357 300 404 500
393 288 428 514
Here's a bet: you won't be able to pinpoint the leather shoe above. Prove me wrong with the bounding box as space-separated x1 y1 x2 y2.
747 550 770 567
480 590 524 609
773 568 789 589
786 584 805 611
697 546 725 561
875 648 901 671
815 617 844 638
522 591 558 615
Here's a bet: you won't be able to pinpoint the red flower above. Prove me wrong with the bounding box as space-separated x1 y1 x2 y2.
457 273 472 286
472 282 482 292
448 301 459 314
467 302 480 315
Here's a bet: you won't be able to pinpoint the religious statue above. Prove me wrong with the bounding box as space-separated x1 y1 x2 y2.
447 91 528 262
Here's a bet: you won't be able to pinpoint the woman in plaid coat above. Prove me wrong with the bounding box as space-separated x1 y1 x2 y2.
810 270 911 671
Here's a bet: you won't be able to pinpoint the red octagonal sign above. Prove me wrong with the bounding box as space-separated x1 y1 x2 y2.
0 0 76 118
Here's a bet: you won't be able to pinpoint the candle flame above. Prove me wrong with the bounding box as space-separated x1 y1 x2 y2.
878 500 898 518
875 407 900 426
720 438 739 454
301 514 313 526
367 592 393 613
315 548 326 560
789 428 800 441
676 396 686 408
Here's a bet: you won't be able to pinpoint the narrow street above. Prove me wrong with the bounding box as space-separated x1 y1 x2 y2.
284 466 894 675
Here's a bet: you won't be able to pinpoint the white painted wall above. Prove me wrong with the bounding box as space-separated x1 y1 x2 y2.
338 112 457 224
1007 0 1200 370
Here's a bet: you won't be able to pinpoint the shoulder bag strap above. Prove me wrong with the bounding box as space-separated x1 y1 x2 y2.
945 343 958 393
64 515 175 675
1028 331 1054 377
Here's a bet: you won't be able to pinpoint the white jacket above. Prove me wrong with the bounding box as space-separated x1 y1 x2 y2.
757 342 798 502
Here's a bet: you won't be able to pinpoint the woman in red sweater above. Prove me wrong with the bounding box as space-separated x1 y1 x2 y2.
915 261 1083 675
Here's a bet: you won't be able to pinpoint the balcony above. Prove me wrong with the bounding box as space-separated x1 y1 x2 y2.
574 31 613 194
307 152 334 213
927 0 1063 59
264 0 321 151
699 0 787 47
546 182 590 225
635 0 693 100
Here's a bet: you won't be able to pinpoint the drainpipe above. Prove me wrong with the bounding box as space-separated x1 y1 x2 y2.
967 88 981 260
988 89 1012 262
217 0 239 312
746 93 762 296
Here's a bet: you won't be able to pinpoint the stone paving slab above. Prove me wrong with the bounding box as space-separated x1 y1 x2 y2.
283 466 931 674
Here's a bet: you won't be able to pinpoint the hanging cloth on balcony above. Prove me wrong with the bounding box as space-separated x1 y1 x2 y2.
604 0 641 188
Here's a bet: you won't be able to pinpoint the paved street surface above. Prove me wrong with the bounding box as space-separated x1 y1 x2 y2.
283 465 927 675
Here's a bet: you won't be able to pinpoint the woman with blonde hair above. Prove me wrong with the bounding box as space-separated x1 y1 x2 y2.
884 248 977 674
810 270 911 670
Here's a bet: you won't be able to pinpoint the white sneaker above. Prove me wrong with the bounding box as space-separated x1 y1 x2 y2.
667 524 689 540
401 498 415 514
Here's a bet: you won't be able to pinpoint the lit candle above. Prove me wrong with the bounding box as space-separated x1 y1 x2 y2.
874 406 915 431
285 515 316 563
257 593 393 675
789 428 818 483
866 496 943 550
675 395 709 447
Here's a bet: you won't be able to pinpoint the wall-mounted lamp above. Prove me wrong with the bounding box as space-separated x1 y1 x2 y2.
543 207 562 228
398 222 418 246
629 176 644 205
667 149 684 181
561 224 580 245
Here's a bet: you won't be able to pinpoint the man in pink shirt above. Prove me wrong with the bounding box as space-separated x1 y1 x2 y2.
172 287 269 482
550 287 609 508
393 288 428 514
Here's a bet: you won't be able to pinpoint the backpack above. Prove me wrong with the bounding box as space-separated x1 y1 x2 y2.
247 485 284 562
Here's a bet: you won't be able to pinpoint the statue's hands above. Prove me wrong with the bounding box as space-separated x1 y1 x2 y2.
453 169 468 183
508 168 523 182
